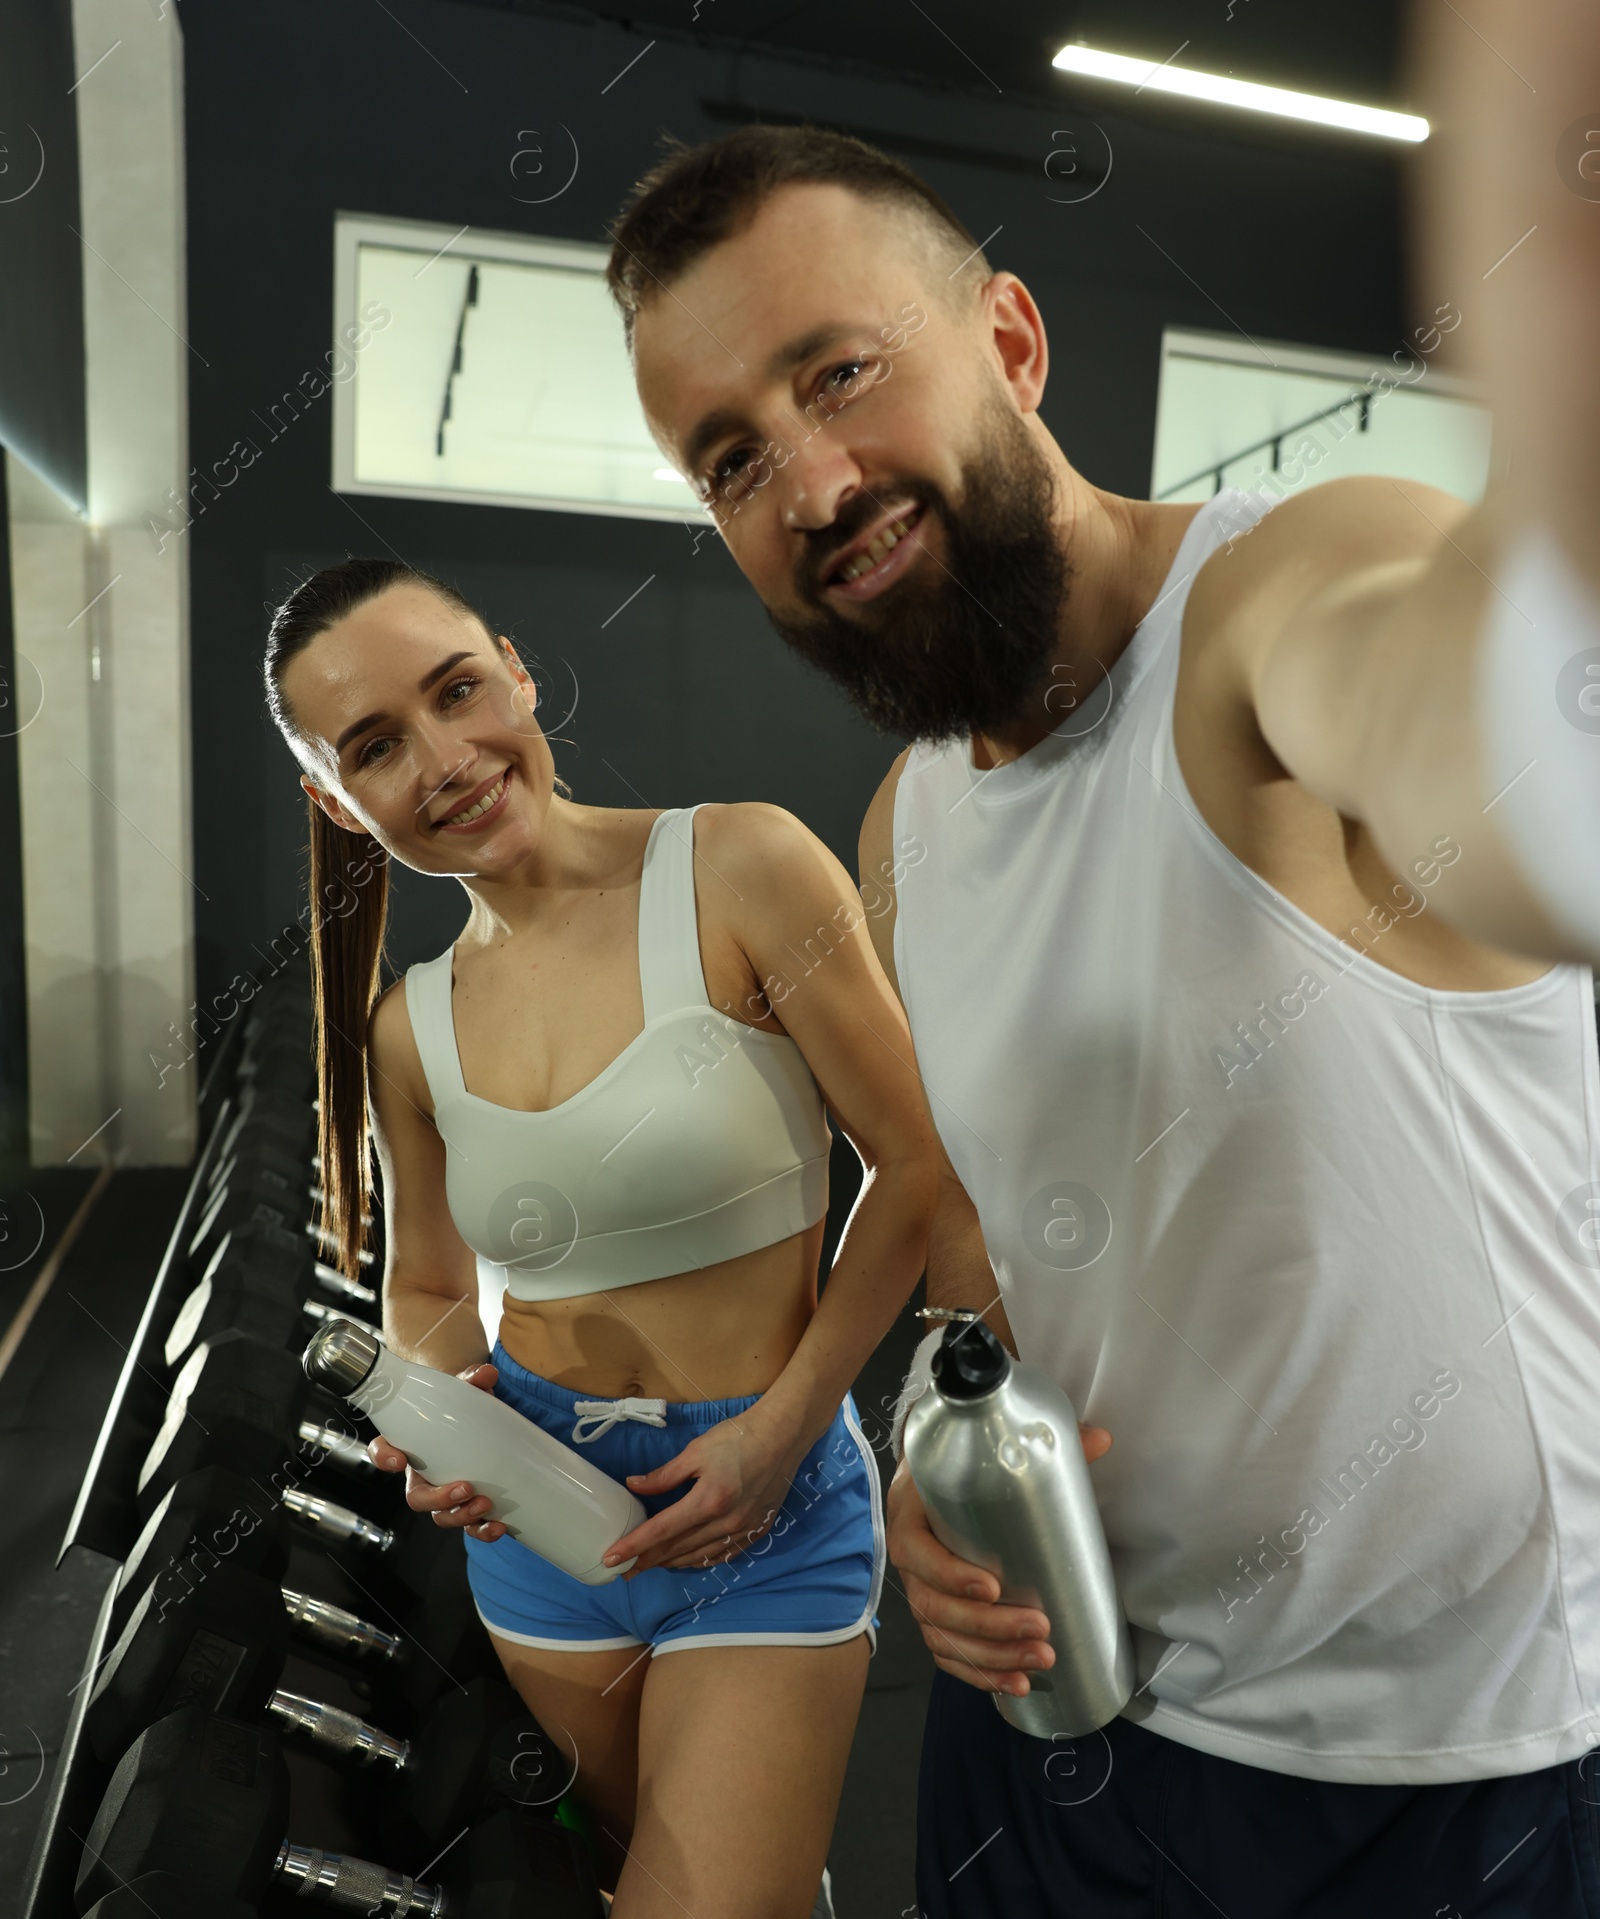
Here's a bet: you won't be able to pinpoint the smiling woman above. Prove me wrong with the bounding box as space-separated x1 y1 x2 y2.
259 555 941 1912
261 559 553 1280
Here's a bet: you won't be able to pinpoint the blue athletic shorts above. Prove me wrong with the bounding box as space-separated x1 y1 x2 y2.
917 1666 1600 1916
463 1340 885 1661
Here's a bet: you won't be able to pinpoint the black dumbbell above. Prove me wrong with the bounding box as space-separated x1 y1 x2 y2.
111 1466 295 1641
205 1122 313 1190
229 1134 318 1196
189 1154 377 1268
85 1561 290 1765
76 1708 603 1917
219 1101 316 1157
187 1161 348 1267
237 1030 315 1084
136 1330 374 1518
80 1875 254 1919
128 1457 465 1614
110 1462 402 1640
85 1549 506 1772
87 1523 562 1860
242 982 313 1030
265 1675 566 1860
163 1226 383 1372
186 1180 308 1267
196 1210 382 1313
109 1467 493 1718
307 1217 378 1267
235 1062 315 1108
239 1006 313 1052
213 1091 316 1158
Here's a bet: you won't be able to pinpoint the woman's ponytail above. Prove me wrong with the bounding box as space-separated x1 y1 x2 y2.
264 556 487 1279
307 799 389 1279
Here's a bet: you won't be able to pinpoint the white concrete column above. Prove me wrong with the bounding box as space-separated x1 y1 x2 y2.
8 0 194 1166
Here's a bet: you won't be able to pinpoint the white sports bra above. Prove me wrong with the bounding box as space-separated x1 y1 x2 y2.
403 805 832 1302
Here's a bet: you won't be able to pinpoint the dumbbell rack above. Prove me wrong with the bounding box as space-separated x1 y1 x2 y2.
19 964 607 1917
18 970 256 1919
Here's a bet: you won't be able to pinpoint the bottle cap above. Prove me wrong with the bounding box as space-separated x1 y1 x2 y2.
302 1318 381 1395
930 1318 1009 1399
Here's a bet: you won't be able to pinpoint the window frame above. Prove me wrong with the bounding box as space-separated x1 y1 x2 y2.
330 210 709 525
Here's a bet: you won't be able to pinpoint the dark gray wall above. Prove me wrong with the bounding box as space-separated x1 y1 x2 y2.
182 0 1407 1008
0 454 26 1188
0 0 85 510
0 0 85 1178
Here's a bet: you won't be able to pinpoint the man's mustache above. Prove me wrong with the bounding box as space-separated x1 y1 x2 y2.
796 489 939 603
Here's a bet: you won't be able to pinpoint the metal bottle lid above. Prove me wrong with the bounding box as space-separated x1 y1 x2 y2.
302 1318 381 1396
930 1317 1010 1400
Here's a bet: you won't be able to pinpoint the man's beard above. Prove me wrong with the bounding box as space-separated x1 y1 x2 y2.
766 402 1071 744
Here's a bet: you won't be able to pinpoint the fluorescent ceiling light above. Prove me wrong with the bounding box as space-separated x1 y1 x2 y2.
1052 43 1429 143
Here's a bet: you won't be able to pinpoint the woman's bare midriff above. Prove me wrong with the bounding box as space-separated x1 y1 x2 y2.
494 1216 827 1402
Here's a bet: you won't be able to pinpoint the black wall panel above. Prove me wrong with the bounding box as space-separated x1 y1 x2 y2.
0 0 85 509
182 0 1407 1010
0 454 26 1186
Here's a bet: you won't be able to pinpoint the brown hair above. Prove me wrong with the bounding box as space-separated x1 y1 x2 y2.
262 559 488 1279
604 123 989 352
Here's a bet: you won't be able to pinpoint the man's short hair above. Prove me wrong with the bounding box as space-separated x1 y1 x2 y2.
604 123 989 353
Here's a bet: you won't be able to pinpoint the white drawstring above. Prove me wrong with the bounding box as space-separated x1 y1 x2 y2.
570 1396 669 1444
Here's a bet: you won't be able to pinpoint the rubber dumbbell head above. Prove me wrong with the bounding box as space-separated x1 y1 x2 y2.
136 1329 347 1516
79 1874 257 1919
77 1709 580 1916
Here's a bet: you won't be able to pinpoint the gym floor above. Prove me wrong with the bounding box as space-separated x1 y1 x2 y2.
0 1166 933 1918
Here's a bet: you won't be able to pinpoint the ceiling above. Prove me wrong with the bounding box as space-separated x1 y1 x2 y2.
550 0 1412 115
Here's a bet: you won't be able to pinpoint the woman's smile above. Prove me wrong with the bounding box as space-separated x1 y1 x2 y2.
433 763 515 833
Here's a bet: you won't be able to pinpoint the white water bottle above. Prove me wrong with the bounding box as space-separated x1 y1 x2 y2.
302 1320 646 1585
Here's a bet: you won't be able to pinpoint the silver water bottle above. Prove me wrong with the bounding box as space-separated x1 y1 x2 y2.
904 1318 1134 1740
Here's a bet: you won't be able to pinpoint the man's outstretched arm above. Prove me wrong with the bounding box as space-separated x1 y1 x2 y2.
1199 0 1600 963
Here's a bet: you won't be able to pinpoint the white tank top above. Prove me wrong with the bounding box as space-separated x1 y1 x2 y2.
893 488 1600 1783
405 805 831 1301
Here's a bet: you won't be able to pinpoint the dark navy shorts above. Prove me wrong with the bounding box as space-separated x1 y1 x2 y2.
916 1667 1600 1917
464 1340 884 1661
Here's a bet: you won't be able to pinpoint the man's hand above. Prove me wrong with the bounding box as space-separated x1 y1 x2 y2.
887 1424 1111 1696
368 1360 508 1543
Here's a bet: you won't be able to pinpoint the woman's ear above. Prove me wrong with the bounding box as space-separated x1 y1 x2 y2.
301 773 367 836
498 634 537 718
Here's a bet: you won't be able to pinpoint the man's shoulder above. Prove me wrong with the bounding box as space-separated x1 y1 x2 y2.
1174 476 1472 741
855 747 919 1002
1189 476 1470 638
859 744 919 882
861 744 914 838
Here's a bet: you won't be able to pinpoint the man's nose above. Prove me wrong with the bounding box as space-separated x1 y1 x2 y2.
775 420 864 536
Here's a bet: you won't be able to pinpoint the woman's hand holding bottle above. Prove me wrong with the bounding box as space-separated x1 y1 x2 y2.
367 1359 509 1543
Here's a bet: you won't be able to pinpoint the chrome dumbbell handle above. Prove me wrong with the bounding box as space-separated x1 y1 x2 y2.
274 1842 446 1914
314 1259 379 1307
281 1586 405 1664
267 1689 410 1770
280 1486 395 1551
297 1414 380 1469
306 1219 376 1266
301 1301 386 1346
